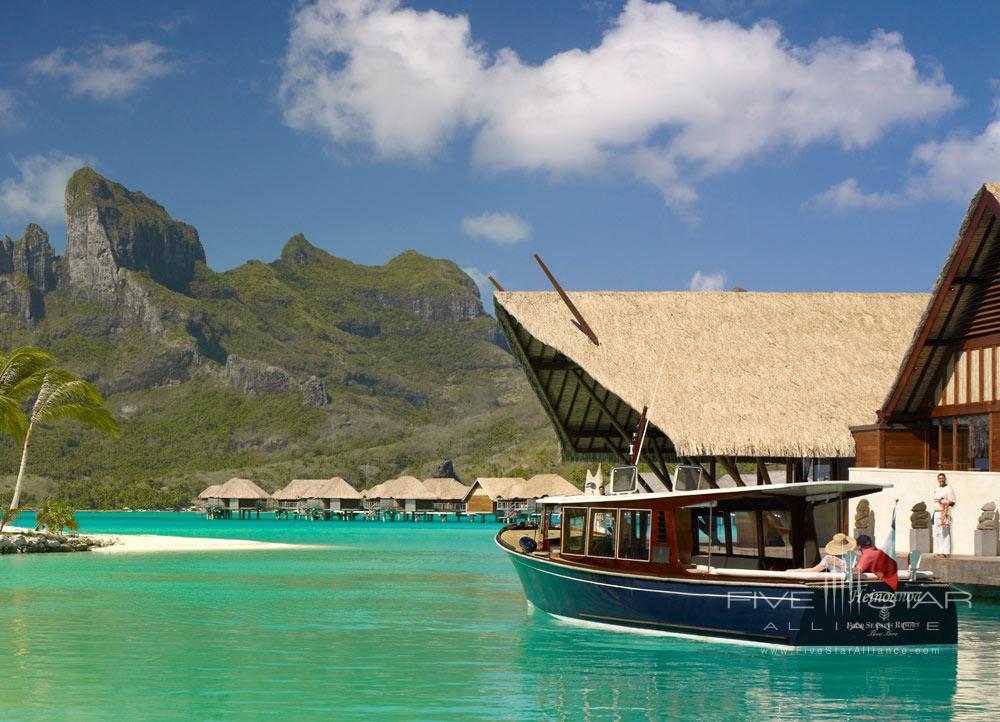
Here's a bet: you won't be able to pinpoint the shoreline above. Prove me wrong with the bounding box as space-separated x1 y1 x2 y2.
4 526 314 555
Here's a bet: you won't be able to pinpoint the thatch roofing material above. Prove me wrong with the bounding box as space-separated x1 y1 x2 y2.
467 477 526 501
468 475 578 501
198 484 223 499
524 474 579 498
421 477 471 500
496 291 929 458
273 478 362 500
215 477 271 500
364 476 433 500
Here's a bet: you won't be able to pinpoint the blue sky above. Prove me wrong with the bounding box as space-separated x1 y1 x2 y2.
1 1 998 303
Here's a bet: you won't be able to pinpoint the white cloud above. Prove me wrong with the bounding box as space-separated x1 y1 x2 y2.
813 108 1000 211
0 88 16 129
461 211 532 245
0 152 89 222
808 178 905 212
30 41 178 100
689 270 726 291
462 266 498 311
279 0 957 211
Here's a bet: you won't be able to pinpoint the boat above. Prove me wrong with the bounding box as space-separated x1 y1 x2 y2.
497 467 964 647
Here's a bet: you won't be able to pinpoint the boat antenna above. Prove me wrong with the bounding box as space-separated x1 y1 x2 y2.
631 354 668 465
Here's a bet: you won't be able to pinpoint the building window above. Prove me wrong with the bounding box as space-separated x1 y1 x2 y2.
562 508 586 555
618 509 651 561
934 414 989 470
587 509 617 558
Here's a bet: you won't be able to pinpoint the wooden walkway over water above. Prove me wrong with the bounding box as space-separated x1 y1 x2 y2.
206 507 517 523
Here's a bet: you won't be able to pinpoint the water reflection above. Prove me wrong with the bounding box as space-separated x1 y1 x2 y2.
514 608 968 720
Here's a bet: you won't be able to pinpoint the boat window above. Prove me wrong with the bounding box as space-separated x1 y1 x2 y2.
618 509 651 561
562 507 586 555
695 511 727 555
587 509 617 558
729 511 758 557
763 510 793 559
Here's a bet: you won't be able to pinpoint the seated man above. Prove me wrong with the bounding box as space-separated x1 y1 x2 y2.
852 534 898 590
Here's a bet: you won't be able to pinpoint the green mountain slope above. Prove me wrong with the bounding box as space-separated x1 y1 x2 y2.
0 169 566 507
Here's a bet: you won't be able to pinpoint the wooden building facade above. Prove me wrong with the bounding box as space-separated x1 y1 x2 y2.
852 184 1000 472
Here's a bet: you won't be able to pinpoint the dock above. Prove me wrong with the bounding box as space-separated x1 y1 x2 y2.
901 554 1000 595
207 507 511 523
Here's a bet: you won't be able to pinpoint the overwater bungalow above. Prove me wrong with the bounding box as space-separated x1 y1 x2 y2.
464 475 578 517
214 477 271 514
272 478 362 511
364 476 433 512
421 477 471 511
197 484 223 505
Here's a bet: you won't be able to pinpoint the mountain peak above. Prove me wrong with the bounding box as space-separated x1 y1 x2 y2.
63 167 206 299
279 234 326 266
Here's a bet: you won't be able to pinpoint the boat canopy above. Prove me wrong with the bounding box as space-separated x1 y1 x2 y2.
535 480 891 507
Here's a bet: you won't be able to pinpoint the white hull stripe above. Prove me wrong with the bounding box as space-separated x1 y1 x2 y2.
513 556 799 604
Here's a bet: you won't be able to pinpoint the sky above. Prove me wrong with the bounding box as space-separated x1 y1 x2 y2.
1 0 999 305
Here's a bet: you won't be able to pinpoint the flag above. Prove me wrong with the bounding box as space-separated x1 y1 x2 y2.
875 502 899 591
881 501 897 562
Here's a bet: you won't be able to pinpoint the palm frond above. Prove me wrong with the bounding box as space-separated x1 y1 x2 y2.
39 402 120 436
0 347 54 394
0 395 27 444
31 369 120 436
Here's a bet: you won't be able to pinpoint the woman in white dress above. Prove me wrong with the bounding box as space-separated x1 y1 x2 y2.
933 473 957 558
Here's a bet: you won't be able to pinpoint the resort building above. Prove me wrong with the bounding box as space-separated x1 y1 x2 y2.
214 477 271 512
272 478 362 511
464 475 578 516
421 477 471 511
197 484 223 505
849 184 1000 553
494 184 1000 555
364 476 433 511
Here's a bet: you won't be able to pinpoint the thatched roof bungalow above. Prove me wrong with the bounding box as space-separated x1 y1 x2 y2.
464 475 579 513
215 477 270 510
421 477 470 508
495 289 928 489
272 478 362 510
197 484 223 501
364 476 433 511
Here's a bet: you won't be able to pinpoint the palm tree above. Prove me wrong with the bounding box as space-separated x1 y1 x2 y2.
0 346 54 444
8 368 120 511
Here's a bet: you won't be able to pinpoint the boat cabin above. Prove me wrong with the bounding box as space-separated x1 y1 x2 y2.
531 467 886 575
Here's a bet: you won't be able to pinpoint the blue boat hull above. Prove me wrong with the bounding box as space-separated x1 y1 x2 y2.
503 546 960 647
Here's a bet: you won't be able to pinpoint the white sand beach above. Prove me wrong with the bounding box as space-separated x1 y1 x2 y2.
88 533 308 554
4 526 310 554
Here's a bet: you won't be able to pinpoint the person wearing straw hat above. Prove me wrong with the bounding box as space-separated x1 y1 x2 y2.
790 533 855 573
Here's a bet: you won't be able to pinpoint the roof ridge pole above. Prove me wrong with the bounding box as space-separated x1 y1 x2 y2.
533 253 600 345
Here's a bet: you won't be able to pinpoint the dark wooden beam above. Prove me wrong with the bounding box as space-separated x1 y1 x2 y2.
533 360 580 371
716 456 746 487
487 275 505 292
756 458 772 485
533 253 599 346
571 369 631 440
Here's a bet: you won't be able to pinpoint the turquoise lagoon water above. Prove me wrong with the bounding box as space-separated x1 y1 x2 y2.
1 512 998 721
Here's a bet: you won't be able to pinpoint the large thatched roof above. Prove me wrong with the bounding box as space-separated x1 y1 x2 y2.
496 290 928 459
882 184 1000 417
364 476 433 500
215 477 270 500
273 478 361 500
421 477 470 500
